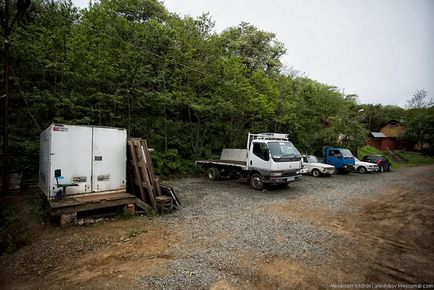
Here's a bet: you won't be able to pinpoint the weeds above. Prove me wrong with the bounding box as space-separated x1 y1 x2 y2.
0 204 29 255
146 208 160 219
30 193 48 222
127 227 148 238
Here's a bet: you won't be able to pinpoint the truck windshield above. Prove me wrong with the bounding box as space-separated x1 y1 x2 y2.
307 156 319 163
341 149 353 158
268 142 300 160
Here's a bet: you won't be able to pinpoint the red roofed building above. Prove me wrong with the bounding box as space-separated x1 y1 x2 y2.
367 120 408 151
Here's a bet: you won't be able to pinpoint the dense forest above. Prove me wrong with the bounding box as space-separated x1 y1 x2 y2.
1 0 433 177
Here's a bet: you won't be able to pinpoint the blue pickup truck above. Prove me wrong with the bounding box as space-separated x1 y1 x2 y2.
323 147 355 174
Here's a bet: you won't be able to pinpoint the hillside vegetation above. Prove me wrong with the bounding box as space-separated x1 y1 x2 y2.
1 0 433 176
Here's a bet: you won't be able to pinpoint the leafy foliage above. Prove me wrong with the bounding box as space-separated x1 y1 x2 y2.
1 0 432 178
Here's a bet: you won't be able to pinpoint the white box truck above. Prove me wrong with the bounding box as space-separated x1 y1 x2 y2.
196 133 304 190
39 124 127 200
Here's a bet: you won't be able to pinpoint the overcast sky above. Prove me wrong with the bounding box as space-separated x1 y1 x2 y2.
73 0 434 107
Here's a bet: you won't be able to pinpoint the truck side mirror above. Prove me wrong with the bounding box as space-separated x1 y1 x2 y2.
55 169 61 177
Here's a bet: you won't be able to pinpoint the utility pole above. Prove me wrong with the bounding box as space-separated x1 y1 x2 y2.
2 0 10 196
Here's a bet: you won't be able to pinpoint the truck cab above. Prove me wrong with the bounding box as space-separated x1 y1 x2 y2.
323 147 355 174
247 133 302 190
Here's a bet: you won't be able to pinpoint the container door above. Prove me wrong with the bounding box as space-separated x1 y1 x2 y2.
50 125 93 198
92 127 127 192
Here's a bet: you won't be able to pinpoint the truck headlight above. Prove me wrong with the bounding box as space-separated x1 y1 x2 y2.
270 172 283 177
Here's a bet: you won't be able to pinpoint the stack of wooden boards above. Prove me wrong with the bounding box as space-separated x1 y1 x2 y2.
127 138 180 211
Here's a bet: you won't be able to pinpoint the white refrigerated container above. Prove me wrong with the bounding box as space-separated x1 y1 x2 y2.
39 124 127 199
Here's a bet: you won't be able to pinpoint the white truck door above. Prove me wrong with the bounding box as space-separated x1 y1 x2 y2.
92 127 127 192
50 125 92 198
249 142 271 172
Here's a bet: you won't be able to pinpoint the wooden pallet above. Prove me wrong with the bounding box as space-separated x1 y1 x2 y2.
128 138 162 209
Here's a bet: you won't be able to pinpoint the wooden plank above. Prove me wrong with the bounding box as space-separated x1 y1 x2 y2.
154 177 162 197
128 139 146 202
132 139 156 208
129 138 153 206
143 139 156 183
49 191 133 208
137 140 154 187
135 198 153 212
50 196 137 215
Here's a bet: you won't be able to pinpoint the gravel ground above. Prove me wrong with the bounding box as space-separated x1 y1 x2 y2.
138 170 412 289
2 166 432 290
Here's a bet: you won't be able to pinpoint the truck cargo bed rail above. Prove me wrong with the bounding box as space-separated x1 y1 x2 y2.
196 160 247 169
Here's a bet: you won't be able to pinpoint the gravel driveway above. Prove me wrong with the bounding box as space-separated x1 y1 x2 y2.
1 166 433 290
138 167 434 289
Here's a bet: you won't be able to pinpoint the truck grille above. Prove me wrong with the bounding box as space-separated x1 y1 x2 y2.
282 171 298 177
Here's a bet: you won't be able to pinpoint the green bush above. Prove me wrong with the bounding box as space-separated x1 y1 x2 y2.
151 149 202 177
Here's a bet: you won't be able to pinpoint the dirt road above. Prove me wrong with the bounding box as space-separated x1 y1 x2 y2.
1 165 433 289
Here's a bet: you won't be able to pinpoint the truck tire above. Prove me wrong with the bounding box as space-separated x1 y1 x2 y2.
208 167 221 181
358 166 367 174
249 173 264 191
312 169 321 177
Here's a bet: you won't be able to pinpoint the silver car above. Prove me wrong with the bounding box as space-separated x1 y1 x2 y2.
353 157 379 174
302 155 336 177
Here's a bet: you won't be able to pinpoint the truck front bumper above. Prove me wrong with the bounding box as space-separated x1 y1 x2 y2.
264 175 302 184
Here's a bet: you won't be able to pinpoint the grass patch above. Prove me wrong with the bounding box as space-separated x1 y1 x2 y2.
395 150 434 165
127 227 148 238
357 145 434 169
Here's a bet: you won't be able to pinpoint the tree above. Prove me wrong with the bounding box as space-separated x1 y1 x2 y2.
219 22 286 74
406 89 433 109
6 0 428 179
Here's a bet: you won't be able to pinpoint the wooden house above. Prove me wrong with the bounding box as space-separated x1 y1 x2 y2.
380 120 405 138
367 120 407 151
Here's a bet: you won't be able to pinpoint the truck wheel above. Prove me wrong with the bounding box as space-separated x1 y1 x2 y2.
208 168 221 181
249 173 264 191
358 166 367 174
387 165 392 172
312 169 321 177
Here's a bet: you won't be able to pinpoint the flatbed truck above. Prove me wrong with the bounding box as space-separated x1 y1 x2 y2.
196 133 304 190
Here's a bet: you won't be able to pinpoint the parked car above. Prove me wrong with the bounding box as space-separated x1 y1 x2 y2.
353 157 379 174
362 155 392 172
322 147 355 174
302 155 336 177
